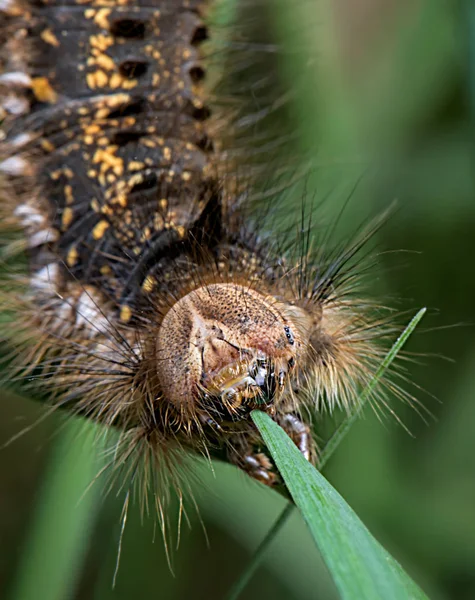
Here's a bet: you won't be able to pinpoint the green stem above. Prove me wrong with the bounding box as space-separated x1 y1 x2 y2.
225 502 295 600
319 307 427 468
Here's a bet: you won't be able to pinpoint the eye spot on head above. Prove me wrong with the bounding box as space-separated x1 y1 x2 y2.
284 326 294 345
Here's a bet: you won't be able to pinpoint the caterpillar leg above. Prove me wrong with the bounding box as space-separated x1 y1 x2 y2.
277 413 316 463
226 412 315 487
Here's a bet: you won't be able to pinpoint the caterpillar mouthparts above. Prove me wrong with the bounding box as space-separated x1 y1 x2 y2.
156 283 306 417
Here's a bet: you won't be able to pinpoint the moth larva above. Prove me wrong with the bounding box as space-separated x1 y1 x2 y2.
0 0 409 523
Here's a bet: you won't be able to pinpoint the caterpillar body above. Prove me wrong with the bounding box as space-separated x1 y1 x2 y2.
0 0 402 511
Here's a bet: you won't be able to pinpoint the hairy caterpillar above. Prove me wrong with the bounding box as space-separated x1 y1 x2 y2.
0 0 409 531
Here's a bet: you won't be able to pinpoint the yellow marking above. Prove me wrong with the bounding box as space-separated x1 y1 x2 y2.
152 73 160 86
109 73 122 89
142 275 156 293
95 108 110 119
120 305 132 323
67 246 78 267
92 146 124 177
142 139 156 148
88 69 109 88
86 73 96 89
122 79 137 90
50 170 61 181
128 161 144 171
92 219 110 240
41 139 54 152
101 204 113 215
41 29 60 47
90 34 114 52
123 116 136 126
83 135 94 145
159 198 168 210
182 171 191 181
84 124 101 135
78 107 89 115
31 77 57 103
163 146 171 161
112 194 127 207
61 207 74 229
90 199 100 212
64 185 74 204
100 265 112 275
97 136 109 146
95 53 116 72
94 8 111 30
88 168 98 177
182 49 191 59
128 173 144 187
176 226 186 239
95 93 130 117
84 8 95 18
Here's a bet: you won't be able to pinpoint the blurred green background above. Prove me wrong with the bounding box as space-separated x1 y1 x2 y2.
1 0 474 598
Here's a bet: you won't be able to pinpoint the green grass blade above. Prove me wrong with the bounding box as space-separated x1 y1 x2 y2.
226 308 426 599
252 410 428 600
320 307 427 468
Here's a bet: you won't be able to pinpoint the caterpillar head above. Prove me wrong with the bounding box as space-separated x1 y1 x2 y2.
156 283 313 421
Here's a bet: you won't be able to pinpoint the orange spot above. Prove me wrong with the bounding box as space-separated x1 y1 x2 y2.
64 185 74 204
32 78 57 103
120 305 132 323
62 207 74 229
93 8 111 30
92 220 110 240
41 139 54 152
41 29 60 48
67 246 78 267
142 275 156 292
128 161 144 171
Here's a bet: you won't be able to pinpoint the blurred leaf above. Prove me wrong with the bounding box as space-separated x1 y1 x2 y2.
8 420 102 600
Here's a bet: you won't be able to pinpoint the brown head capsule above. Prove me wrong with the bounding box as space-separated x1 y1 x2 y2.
156 283 311 419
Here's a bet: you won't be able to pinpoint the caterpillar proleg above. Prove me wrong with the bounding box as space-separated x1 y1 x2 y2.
0 0 414 532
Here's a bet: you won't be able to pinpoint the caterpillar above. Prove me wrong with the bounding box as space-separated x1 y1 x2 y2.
0 0 407 528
